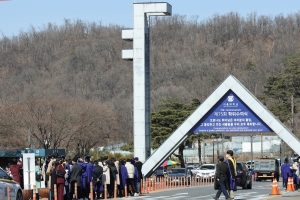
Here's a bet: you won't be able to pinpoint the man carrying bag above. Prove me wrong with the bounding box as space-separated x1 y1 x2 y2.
213 156 230 200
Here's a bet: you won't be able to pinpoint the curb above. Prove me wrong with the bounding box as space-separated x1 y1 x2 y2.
282 191 300 197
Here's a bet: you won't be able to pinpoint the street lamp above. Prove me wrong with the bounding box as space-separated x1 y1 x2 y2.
211 135 215 163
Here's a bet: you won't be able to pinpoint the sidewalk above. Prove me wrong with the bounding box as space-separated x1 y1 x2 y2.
267 190 300 199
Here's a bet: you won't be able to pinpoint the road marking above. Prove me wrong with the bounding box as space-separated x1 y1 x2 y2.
197 194 217 199
172 196 189 199
171 193 188 196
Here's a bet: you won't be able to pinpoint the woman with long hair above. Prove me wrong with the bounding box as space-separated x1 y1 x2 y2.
55 158 66 200
108 159 118 198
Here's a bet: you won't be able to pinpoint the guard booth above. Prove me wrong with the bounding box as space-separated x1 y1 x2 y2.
0 148 65 169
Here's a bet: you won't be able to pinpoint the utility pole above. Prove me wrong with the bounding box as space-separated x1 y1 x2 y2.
203 139 206 164
212 136 215 163
251 133 253 164
261 133 263 157
198 137 202 165
222 133 224 155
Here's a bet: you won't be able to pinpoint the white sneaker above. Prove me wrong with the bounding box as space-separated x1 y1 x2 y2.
134 193 138 196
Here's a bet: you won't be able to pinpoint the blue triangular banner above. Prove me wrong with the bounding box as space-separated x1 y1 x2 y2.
191 90 273 133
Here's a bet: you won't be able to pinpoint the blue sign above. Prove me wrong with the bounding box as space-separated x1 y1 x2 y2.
191 90 273 133
0 148 65 157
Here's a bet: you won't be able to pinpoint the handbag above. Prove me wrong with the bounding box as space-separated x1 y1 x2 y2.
214 179 220 190
36 172 42 181
55 170 65 178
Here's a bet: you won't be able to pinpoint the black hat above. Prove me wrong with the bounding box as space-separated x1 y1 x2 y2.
72 157 78 162
134 157 139 161
84 155 91 160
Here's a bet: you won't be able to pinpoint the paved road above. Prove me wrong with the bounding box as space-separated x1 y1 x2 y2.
120 180 300 200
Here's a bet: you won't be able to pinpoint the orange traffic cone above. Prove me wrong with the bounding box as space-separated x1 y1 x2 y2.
270 178 281 195
286 177 294 192
291 177 295 191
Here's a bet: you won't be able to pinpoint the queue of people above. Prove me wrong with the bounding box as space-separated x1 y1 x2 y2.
40 153 143 200
281 156 300 191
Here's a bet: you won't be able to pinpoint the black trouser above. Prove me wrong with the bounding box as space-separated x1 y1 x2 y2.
82 177 90 199
70 180 83 199
108 178 116 197
215 177 230 199
93 181 101 199
126 178 136 195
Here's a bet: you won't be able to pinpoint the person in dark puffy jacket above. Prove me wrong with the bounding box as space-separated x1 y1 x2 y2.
108 159 118 198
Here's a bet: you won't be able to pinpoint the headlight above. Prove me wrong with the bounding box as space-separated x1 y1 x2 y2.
211 172 215 174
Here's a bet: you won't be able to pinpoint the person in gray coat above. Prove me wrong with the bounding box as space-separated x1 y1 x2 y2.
70 157 82 199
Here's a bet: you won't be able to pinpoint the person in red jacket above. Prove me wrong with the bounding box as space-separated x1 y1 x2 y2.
55 158 66 200
10 157 23 185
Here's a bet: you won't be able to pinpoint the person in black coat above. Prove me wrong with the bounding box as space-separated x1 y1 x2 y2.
134 157 143 195
213 156 230 200
93 160 103 200
108 159 118 198
70 157 82 199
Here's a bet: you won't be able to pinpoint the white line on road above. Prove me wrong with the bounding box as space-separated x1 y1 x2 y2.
171 193 188 196
172 196 189 199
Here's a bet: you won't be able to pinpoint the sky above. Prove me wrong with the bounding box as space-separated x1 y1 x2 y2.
1 0 300 38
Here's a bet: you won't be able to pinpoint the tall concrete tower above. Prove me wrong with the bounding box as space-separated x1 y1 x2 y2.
122 2 172 162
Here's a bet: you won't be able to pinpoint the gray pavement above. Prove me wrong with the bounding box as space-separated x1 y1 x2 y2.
269 190 300 200
114 181 300 199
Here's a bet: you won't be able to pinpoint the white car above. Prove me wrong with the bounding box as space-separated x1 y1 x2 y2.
186 166 199 175
196 164 216 180
0 167 23 200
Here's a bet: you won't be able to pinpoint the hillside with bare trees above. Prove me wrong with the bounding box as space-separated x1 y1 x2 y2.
1 12 300 156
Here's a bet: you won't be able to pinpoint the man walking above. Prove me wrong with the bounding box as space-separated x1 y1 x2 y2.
213 156 230 200
225 150 237 199
134 157 143 196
